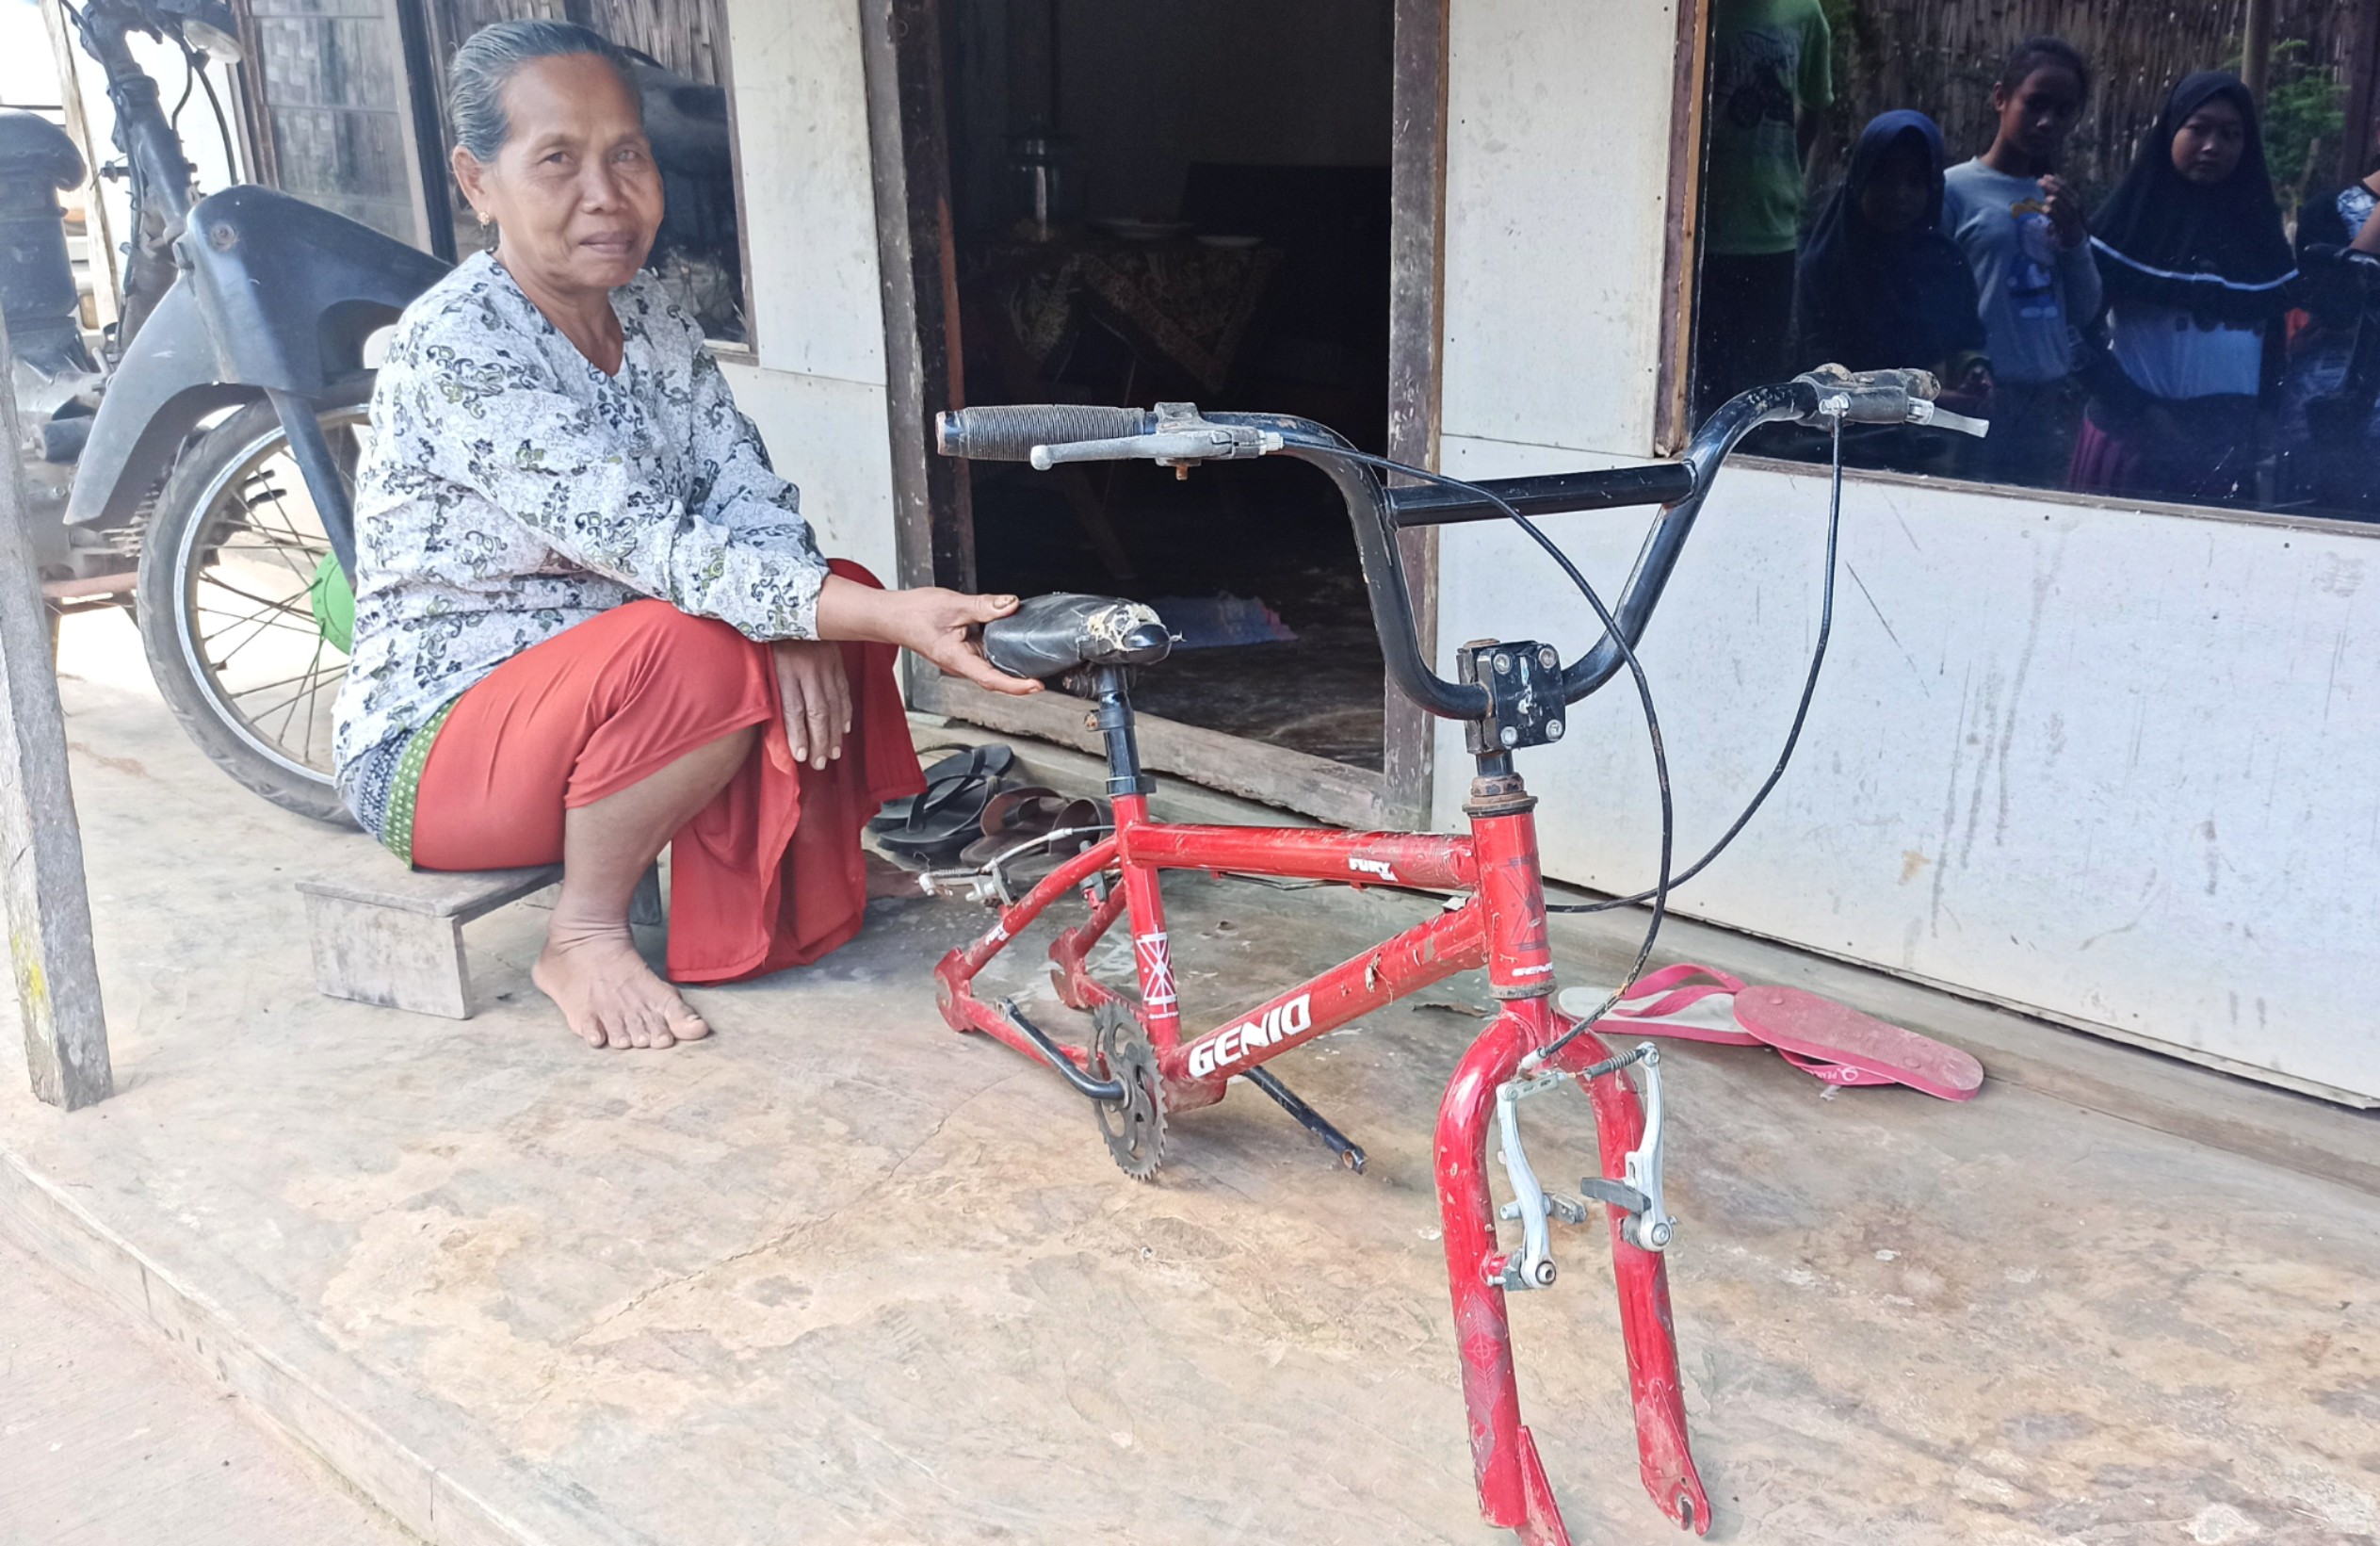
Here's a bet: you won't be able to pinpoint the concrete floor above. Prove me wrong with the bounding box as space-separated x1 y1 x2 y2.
0 1231 413 1545
4 610 2377 1546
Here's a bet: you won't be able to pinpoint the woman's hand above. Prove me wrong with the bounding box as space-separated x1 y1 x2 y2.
1939 356 1994 418
772 640 850 769
813 576 1043 697
882 588 1044 695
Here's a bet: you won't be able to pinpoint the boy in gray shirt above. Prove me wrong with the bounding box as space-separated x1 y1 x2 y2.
1942 38 2099 487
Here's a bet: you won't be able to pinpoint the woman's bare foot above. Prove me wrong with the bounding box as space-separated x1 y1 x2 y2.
531 927 711 1050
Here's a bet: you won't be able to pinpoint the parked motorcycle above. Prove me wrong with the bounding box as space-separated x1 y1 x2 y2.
5 0 444 823
9 0 742 824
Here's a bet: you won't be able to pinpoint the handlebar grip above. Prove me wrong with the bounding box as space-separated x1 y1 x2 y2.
1793 366 1941 425
935 405 1156 461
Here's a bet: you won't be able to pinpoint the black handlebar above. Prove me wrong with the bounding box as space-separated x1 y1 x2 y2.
1384 463 1697 528
934 370 1940 725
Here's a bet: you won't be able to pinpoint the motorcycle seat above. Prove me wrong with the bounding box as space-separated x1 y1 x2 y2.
982 594 1173 680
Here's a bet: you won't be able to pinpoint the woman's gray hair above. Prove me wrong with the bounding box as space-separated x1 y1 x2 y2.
447 19 640 162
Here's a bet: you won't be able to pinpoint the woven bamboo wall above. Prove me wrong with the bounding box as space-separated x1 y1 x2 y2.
1820 0 2364 204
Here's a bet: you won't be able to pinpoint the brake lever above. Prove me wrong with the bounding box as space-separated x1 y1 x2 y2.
1905 399 1990 438
1028 425 1280 470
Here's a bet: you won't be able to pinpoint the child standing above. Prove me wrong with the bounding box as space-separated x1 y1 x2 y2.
2279 121 2380 515
1795 110 1989 472
1695 0 1835 423
1942 37 2098 488
2069 72 2298 507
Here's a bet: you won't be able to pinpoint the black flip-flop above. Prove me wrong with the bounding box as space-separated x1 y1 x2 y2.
876 765 1012 865
870 743 1016 834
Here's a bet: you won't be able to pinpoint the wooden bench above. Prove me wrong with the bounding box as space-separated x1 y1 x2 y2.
298 863 662 1019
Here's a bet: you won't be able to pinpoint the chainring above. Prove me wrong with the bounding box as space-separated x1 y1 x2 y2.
1090 1001 1168 1181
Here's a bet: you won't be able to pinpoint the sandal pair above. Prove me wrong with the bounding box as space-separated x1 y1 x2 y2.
1556 964 1983 1100
960 787 1112 894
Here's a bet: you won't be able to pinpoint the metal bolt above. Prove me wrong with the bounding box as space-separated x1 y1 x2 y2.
1546 719 1564 740
1537 645 1557 671
1493 652 1512 675
1499 726 1519 748
208 222 236 252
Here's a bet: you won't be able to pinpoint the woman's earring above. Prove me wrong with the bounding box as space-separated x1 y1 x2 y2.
475 209 491 227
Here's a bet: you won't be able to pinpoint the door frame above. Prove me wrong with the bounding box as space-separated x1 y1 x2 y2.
860 0 1450 830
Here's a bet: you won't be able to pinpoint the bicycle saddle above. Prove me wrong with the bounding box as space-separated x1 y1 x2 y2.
982 593 1173 679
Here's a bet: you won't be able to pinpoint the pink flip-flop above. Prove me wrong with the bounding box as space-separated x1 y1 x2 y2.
1731 986 1983 1102
1556 968 1984 1102
1579 963 1758 1045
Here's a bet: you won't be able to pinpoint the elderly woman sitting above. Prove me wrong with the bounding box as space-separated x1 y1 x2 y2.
332 20 1037 1051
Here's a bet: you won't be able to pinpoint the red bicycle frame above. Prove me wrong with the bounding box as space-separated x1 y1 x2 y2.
932 730 1711 1541
923 382 1889 1538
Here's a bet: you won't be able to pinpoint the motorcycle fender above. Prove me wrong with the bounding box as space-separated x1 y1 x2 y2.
67 185 448 530
61 283 251 529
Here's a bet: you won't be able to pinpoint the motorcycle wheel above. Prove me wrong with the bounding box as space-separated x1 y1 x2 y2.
137 376 374 827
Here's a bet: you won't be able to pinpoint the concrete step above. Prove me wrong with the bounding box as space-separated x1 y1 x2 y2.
0 1230 414 1546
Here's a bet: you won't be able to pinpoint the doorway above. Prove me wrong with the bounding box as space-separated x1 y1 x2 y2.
866 0 1448 827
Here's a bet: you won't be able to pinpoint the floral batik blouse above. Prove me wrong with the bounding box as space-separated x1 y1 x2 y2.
331 252 828 858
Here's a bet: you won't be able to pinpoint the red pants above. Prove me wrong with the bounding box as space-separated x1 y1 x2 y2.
411 561 925 984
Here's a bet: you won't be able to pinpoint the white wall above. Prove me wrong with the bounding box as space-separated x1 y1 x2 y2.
1437 0 2380 1101
720 0 899 587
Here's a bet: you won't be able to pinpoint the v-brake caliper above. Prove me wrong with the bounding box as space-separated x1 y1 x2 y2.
1489 1041 1675 1291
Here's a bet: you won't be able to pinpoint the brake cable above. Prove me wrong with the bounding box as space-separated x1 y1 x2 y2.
1291 442 1676 1051
1299 407 1850 1064
1546 406 1849 917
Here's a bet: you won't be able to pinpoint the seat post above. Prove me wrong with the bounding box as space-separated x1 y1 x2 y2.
1090 666 1151 799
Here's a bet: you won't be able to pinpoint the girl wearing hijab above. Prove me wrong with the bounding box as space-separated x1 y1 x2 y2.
1795 110 1990 472
2070 72 2299 505
2278 114 2380 516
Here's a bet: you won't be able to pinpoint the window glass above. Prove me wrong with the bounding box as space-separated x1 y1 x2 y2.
1689 0 2379 521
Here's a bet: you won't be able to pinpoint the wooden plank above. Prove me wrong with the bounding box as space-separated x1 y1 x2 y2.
0 314 111 1110
2241 0 2275 105
859 0 972 596
1653 0 1713 457
1382 0 1450 830
914 672 1395 831
40 0 121 328
295 863 562 920
2342 0 2380 187
301 892 475 1018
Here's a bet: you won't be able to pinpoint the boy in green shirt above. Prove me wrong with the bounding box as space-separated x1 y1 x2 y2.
1695 0 1833 421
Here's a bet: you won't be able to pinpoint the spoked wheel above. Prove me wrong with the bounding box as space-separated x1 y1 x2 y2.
137 378 372 825
1091 1001 1168 1180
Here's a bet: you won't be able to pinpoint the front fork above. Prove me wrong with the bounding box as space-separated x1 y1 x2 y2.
1435 789 1709 1541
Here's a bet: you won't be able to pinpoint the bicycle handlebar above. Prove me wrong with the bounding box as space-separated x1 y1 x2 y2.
932 367 1982 724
